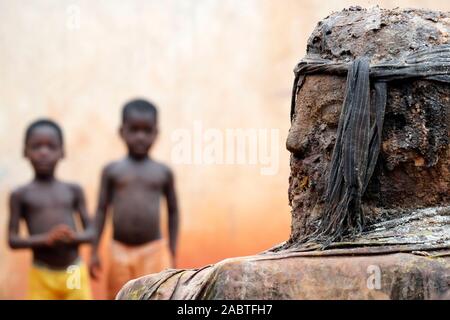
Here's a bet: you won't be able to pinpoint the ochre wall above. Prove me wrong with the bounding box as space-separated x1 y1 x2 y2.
1 0 449 299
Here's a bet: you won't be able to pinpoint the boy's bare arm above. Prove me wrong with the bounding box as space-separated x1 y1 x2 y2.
68 185 94 245
92 167 113 252
164 168 179 262
8 190 50 248
89 166 113 278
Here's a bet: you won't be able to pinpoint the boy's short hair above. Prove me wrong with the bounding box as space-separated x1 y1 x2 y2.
122 99 158 123
25 119 64 146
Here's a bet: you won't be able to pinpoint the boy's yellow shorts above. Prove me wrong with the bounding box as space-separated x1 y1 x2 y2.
28 261 92 300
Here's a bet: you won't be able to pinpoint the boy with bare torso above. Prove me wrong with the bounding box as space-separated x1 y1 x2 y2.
8 119 93 299
89 99 179 299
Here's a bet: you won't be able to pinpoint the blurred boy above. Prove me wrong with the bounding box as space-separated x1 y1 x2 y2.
90 99 179 299
8 119 93 300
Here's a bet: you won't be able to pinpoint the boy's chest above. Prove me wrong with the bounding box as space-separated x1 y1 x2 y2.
113 170 166 191
23 187 75 211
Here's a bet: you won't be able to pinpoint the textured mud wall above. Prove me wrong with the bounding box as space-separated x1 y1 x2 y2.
287 7 450 244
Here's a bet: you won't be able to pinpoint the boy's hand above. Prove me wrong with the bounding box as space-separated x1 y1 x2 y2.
89 253 101 279
45 225 76 245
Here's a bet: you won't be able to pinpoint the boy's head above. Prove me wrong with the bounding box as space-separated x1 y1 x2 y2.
24 119 64 177
120 99 158 159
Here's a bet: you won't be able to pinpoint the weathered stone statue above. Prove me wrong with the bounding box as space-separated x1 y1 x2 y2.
117 7 450 300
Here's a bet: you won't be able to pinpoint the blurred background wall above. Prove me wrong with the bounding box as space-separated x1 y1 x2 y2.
1 0 449 299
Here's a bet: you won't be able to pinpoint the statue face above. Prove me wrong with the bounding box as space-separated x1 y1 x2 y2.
286 75 346 236
287 75 344 161
287 74 450 230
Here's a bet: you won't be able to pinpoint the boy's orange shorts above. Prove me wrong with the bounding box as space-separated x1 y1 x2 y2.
108 238 172 299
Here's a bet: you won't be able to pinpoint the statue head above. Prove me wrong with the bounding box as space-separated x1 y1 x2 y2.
286 7 450 243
